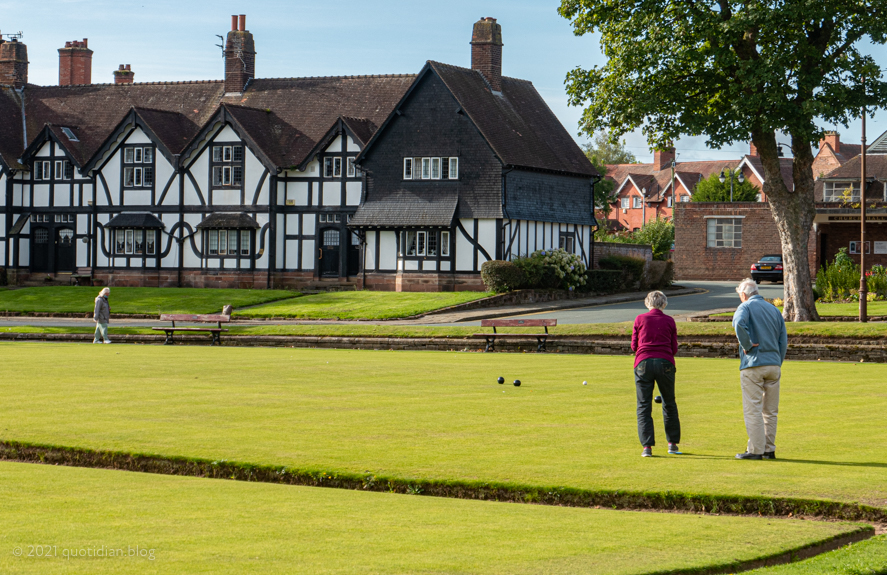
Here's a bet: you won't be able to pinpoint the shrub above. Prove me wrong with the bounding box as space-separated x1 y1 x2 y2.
599 255 646 289
816 247 859 301
585 269 624 293
480 260 524 293
513 249 587 291
631 218 675 261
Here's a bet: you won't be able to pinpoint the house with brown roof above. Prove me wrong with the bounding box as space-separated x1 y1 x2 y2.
0 16 598 291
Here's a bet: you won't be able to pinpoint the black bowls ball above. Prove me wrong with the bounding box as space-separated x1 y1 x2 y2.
513 380 521 387
497 377 505 384
654 395 662 404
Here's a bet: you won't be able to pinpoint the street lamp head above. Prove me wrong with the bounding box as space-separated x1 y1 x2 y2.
737 172 745 184
719 170 726 184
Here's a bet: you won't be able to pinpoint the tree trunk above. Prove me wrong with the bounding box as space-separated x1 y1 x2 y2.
753 131 820 322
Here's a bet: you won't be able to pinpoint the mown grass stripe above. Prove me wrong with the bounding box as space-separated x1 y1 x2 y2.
2 440 884 525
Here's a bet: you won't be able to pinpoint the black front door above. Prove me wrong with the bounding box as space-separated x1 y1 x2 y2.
347 231 361 276
31 226 51 273
320 228 340 277
56 228 76 272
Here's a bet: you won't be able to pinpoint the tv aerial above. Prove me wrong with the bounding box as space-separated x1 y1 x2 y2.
215 35 225 58
0 31 24 41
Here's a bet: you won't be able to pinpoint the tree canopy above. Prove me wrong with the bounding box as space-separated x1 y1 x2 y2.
691 172 759 202
558 0 887 321
583 130 637 165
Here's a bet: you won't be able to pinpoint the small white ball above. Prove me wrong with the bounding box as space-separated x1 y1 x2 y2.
582 381 587 385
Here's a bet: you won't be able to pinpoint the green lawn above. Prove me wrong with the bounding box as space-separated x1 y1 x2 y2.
715 300 887 318
5 320 887 339
234 290 492 319
745 535 887 574
2 343 887 508
0 287 297 315
0 462 866 575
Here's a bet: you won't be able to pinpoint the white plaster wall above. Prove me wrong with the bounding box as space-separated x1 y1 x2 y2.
456 219 475 271
55 184 72 207
214 189 240 205
76 231 88 267
245 148 266 205
186 150 209 206
216 125 239 141
183 213 202 268
100 149 122 207
285 239 299 269
95 214 109 267
18 236 29 265
289 181 309 206
255 213 269 269
36 144 50 157
301 239 315 270
379 231 396 270
124 190 151 206
0 173 5 207
322 182 340 206
440 260 451 271
303 161 320 178
161 214 179 268
33 185 50 207
13 183 24 207
405 260 419 271
326 136 342 153
286 214 299 235
422 260 436 271
477 219 496 266
345 182 361 206
82 183 94 207
155 156 175 203
302 215 316 237
276 214 285 268
276 181 286 206
346 136 360 152
536 221 544 250
126 128 152 144
160 176 178 207
364 232 377 270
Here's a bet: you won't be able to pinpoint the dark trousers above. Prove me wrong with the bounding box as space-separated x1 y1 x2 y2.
635 358 681 447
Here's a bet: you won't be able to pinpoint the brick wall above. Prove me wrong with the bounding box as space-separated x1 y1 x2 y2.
365 272 485 292
817 222 887 270
674 202 816 281
592 241 652 268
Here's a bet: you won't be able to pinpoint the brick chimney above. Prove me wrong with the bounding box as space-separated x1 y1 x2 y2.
58 39 92 85
0 36 28 89
820 131 840 153
749 141 759 156
113 64 134 85
224 14 255 94
653 146 676 171
471 17 503 92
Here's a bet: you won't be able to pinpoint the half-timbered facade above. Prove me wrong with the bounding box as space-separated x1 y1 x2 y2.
0 16 598 291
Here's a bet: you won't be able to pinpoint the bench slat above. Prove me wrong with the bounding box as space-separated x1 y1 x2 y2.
480 319 557 327
471 333 549 338
159 314 231 323
152 327 227 332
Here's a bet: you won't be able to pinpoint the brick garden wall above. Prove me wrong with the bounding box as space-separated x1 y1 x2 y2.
674 202 816 281
593 242 652 268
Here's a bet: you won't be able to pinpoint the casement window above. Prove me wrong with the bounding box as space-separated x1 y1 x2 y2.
402 157 460 180
31 214 50 223
681 195 689 202
318 213 342 223
347 157 357 177
33 161 51 180
324 157 343 178
823 182 860 202
559 233 575 254
54 160 74 180
399 230 449 257
667 197 673 207
632 196 643 209
706 218 743 248
620 197 630 209
122 145 155 189
210 144 244 189
114 229 156 256
205 229 252 257
53 214 75 223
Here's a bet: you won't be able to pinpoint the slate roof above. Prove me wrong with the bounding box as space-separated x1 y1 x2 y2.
105 212 166 229
341 116 377 147
820 154 887 180
196 212 261 229
350 189 458 227
134 107 200 156
427 62 597 178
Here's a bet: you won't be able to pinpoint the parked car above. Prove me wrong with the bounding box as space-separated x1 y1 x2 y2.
750 255 783 283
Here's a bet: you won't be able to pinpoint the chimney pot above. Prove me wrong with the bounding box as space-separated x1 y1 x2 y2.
231 15 238 31
239 15 246 31
224 14 256 93
653 146 676 171
471 17 503 92
58 38 92 86
113 63 134 84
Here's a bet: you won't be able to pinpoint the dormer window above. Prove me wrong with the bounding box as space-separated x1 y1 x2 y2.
324 157 342 178
60 127 79 142
402 157 459 180
55 160 74 180
33 161 51 180
122 145 155 189
211 144 243 188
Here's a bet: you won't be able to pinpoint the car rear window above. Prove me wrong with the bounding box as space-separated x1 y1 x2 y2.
760 256 781 262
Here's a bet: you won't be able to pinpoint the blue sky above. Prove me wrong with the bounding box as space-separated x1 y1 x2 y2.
5 0 886 162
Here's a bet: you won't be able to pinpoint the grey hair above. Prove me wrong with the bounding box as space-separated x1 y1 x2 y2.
644 291 668 310
736 279 758 297
99 287 110 296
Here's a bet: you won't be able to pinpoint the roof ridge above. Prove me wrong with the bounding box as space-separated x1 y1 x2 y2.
30 80 224 88
252 74 416 81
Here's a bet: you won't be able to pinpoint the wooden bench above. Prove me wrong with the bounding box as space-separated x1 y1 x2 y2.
473 319 557 353
152 314 231 346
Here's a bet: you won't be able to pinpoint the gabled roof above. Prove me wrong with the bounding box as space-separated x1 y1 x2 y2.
820 154 887 180
20 124 82 166
608 160 740 199
738 156 794 190
867 129 887 155
297 116 374 171
357 62 597 178
341 116 377 147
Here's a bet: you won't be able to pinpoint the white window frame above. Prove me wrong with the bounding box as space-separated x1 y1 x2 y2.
208 230 218 255
134 147 143 163
241 231 250 255
431 158 441 180
632 196 643 209
218 230 228 255
125 229 134 254
440 231 450 256
146 230 156 255
823 182 861 202
416 231 427 256
667 196 673 207
681 195 689 202
620 197 630 209
421 158 431 180
448 158 459 180
347 157 356 177
403 158 413 180
705 217 744 248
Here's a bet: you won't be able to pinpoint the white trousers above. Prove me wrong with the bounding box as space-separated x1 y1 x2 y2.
739 365 781 455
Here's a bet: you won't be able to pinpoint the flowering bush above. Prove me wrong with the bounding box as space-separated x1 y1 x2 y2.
513 249 587 290
816 248 887 302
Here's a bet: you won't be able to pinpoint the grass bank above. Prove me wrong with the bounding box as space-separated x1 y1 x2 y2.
2 344 886 507
0 462 867 575
0 286 297 315
745 535 887 574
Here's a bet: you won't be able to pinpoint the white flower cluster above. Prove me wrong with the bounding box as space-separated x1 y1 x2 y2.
532 248 587 290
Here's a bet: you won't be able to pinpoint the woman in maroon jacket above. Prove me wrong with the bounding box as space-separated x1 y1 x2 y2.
631 291 681 458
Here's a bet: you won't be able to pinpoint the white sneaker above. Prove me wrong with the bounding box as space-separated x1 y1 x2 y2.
103 340 112 344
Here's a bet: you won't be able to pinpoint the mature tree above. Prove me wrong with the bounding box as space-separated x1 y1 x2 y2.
691 172 759 202
559 0 887 321
588 156 618 220
583 130 638 165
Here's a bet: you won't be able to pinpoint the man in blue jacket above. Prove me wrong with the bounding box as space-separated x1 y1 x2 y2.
732 278 787 460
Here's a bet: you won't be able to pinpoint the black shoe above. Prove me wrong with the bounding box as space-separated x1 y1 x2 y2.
735 452 763 460
642 447 653 458
763 451 775 460
668 443 682 455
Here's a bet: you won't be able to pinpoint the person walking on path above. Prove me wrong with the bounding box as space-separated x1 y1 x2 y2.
732 278 787 460
631 291 681 458
93 287 111 344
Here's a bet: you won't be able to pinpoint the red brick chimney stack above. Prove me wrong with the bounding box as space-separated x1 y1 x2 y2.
820 131 841 153
58 39 92 86
224 14 255 94
0 36 29 89
653 146 676 171
471 17 503 92
749 141 759 156
113 64 133 85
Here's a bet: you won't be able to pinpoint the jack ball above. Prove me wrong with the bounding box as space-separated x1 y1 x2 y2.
582 381 587 385
654 395 663 404
513 380 521 387
497 377 505 384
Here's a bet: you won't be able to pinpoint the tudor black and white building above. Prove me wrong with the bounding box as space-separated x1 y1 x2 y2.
0 16 599 291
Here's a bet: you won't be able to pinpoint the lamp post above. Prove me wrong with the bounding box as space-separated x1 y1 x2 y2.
860 79 868 322
641 187 647 226
719 168 745 202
